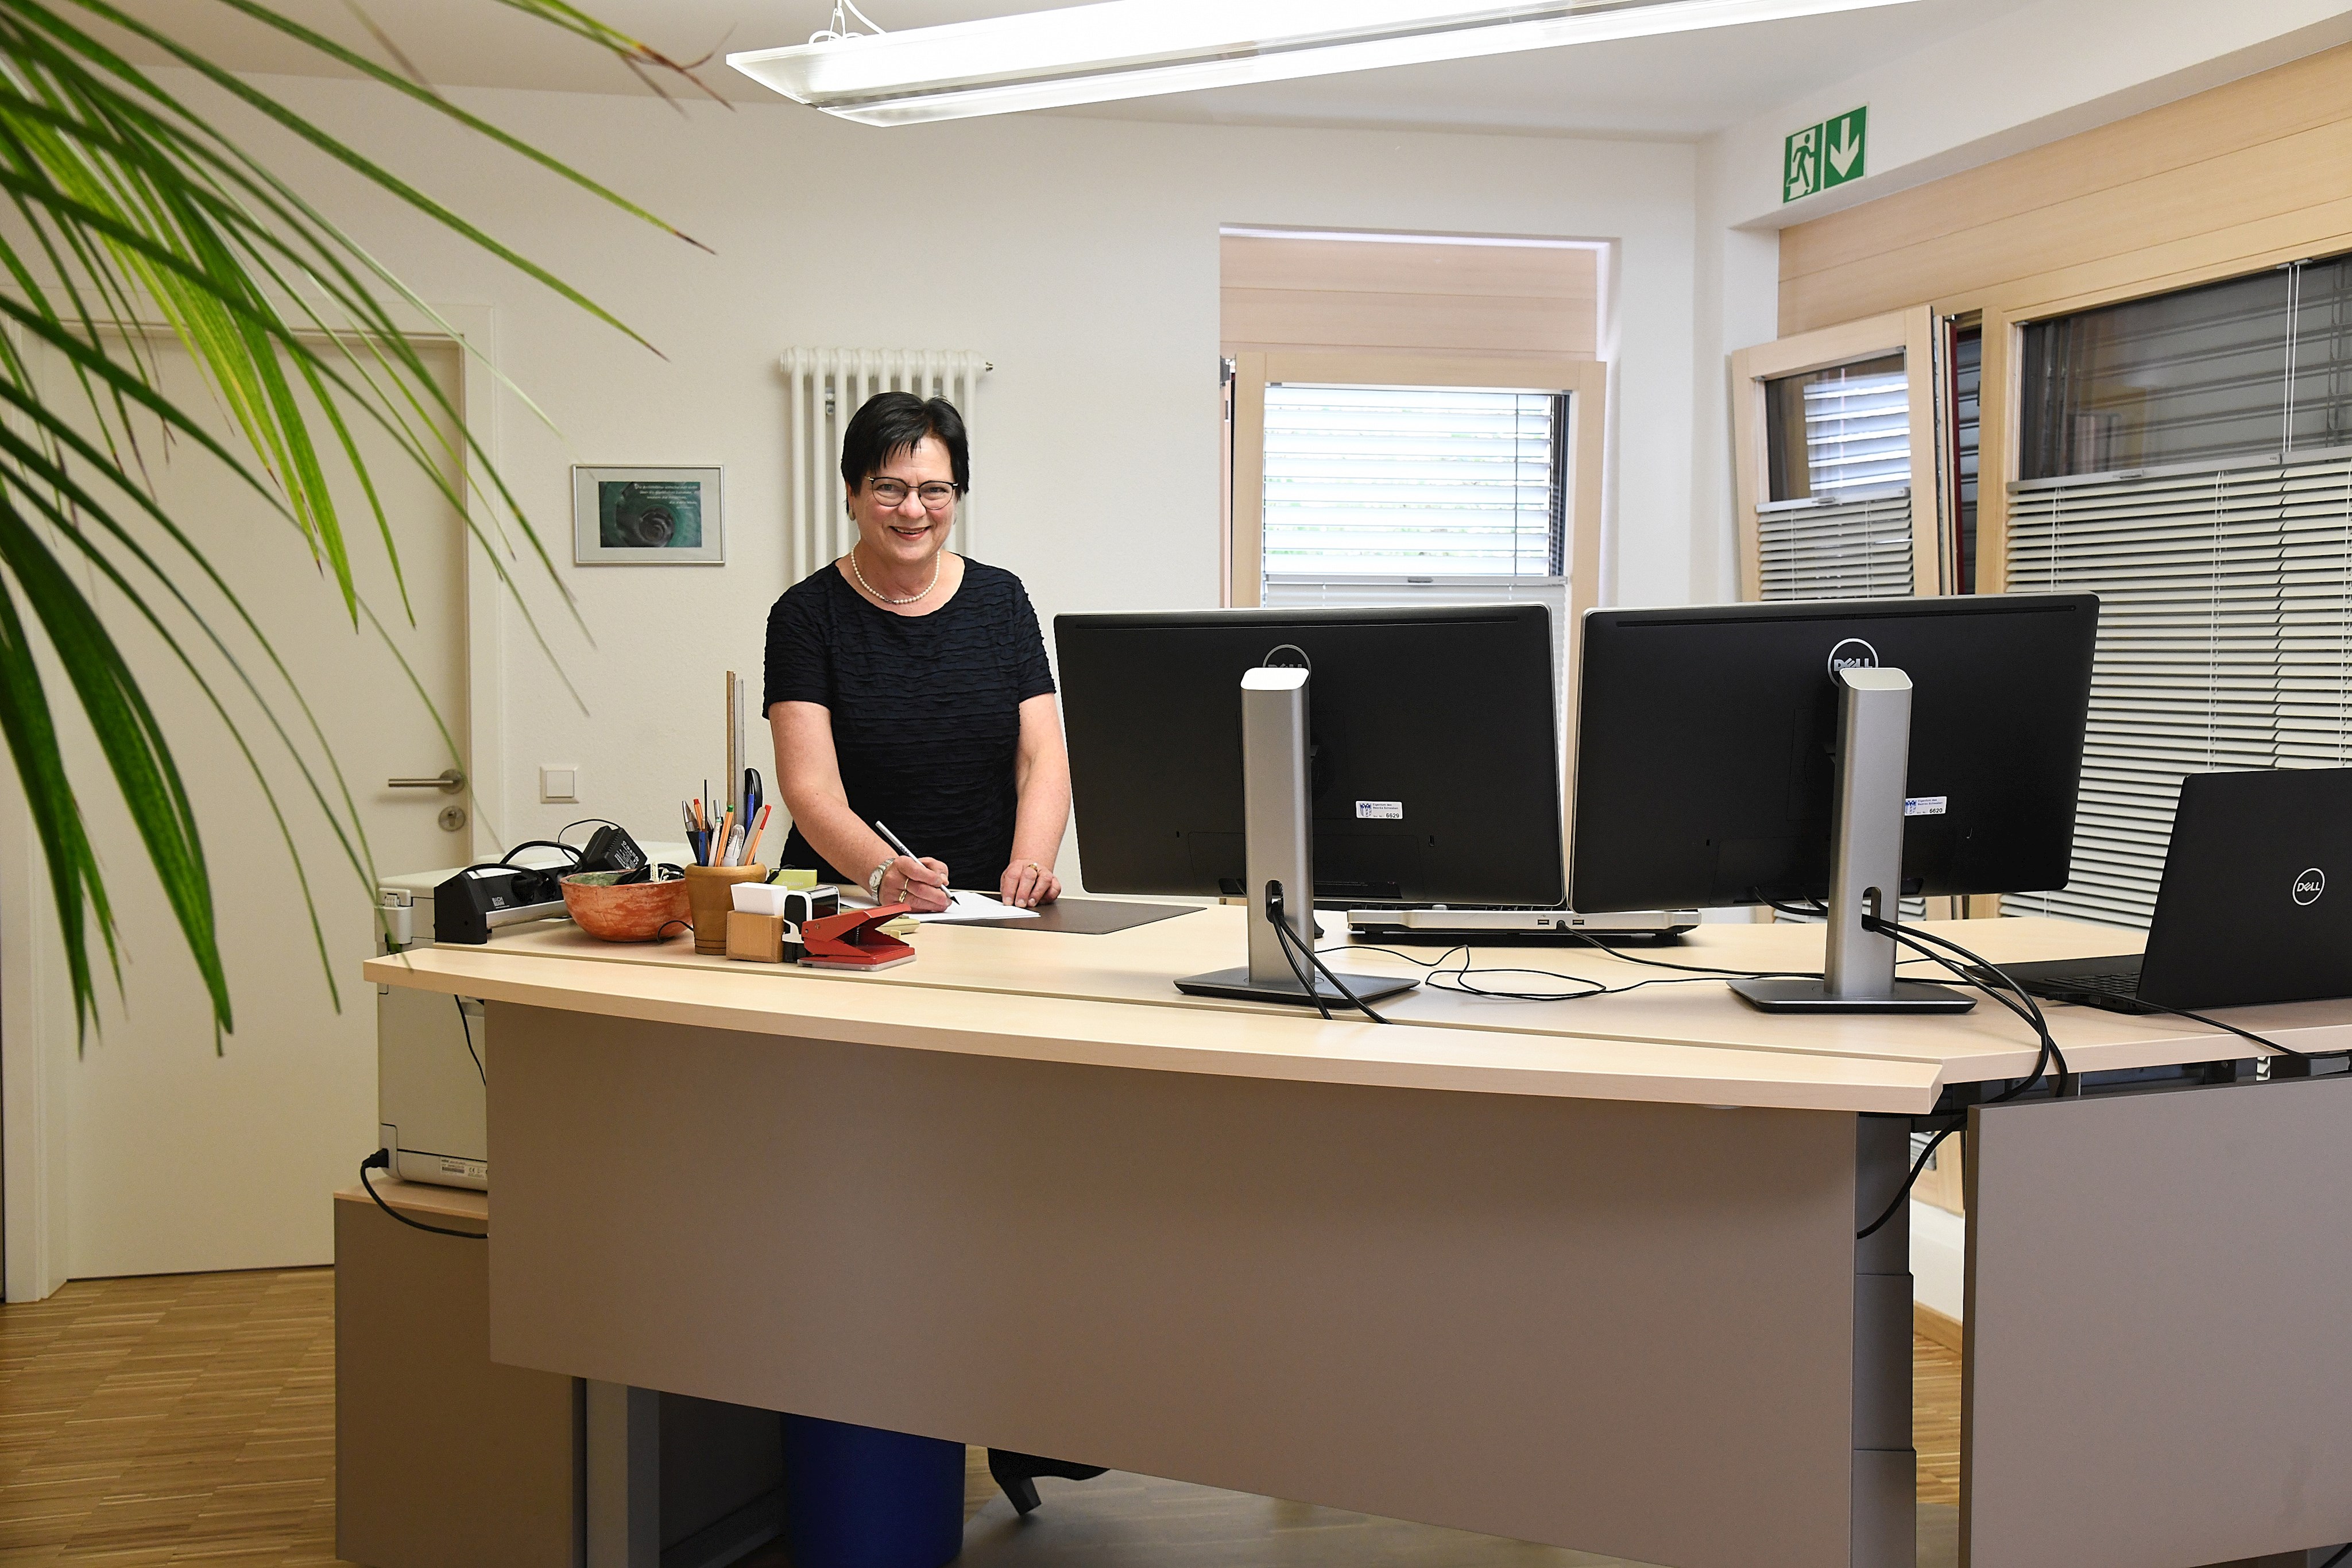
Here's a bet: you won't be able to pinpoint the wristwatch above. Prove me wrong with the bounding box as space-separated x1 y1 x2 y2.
868 857 893 900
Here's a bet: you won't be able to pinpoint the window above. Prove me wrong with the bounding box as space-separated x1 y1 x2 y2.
1754 354 1916 602
1765 354 1909 501
2006 258 2352 928
1260 384 1563 582
2020 254 2352 479
1952 325 1981 592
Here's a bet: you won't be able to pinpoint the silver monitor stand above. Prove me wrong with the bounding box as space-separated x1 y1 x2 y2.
1730 667 1974 1015
1177 665 1418 1009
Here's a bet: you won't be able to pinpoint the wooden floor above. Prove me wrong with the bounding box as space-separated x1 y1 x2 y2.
0 1268 1966 1566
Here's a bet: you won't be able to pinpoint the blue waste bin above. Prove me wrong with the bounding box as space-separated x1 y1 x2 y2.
782 1414 965 1568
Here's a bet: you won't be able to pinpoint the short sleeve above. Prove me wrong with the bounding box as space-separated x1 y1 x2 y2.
764 587 834 711
1008 578 1055 701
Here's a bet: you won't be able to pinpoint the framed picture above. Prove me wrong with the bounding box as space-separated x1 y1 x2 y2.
571 465 724 565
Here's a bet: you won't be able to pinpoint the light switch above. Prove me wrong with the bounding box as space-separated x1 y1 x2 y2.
540 765 578 803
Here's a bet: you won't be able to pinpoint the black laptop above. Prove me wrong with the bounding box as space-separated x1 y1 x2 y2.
2002 768 2352 1013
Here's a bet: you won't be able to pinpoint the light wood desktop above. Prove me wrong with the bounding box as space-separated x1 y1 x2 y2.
364 908 2352 1568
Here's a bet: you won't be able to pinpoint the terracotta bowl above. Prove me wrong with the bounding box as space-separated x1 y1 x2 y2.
560 871 691 943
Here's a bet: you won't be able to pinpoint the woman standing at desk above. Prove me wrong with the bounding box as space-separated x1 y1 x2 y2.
766 392 1070 911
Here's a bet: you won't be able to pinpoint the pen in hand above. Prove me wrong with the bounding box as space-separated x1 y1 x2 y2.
872 820 952 912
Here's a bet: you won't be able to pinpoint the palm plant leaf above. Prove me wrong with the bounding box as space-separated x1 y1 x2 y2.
0 0 698 1044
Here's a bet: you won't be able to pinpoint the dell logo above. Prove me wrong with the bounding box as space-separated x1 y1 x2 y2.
1827 637 1881 676
2294 868 2326 906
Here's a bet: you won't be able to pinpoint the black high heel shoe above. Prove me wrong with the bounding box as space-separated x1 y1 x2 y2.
987 1449 1107 1516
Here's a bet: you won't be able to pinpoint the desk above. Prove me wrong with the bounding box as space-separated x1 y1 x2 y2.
365 911 2352 1568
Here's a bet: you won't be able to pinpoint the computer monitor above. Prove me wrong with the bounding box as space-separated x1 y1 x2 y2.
1570 593 2099 1012
1055 604 1562 907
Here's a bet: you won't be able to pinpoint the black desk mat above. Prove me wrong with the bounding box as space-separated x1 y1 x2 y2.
953 898 1201 935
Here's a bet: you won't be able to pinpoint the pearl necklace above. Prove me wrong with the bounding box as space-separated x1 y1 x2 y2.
850 544 941 606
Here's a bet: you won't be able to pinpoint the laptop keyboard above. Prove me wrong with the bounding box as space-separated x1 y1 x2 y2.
2036 969 2142 997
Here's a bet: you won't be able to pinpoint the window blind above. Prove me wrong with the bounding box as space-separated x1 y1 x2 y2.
1800 370 1910 495
2003 452 2352 927
1757 487 1914 601
1262 381 1570 698
1262 384 1561 576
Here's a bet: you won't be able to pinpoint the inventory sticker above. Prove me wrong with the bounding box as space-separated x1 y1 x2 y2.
1356 801 1404 820
1903 797 1947 817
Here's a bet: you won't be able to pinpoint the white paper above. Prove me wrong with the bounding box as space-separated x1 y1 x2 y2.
912 891 1040 923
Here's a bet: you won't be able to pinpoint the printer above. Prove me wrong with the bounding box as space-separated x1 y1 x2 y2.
374 838 691 1191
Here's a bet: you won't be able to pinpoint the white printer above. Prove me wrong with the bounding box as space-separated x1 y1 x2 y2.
374 839 695 1191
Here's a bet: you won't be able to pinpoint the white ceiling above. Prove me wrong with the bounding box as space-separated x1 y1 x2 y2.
105 0 2040 139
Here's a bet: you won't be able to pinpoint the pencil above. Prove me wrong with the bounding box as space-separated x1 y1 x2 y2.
743 804 771 864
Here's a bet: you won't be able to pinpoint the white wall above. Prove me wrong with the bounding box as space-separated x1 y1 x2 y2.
202 75 1700 860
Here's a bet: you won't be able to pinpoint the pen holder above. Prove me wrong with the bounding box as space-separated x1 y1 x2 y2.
683 862 767 955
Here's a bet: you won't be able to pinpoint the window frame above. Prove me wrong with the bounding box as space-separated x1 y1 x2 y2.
1224 349 1606 864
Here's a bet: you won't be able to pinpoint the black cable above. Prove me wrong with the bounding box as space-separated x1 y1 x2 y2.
558 818 624 846
1267 882 1388 1023
1263 883 1334 1020
1858 916 2068 1101
2103 996 2309 1061
2318 1540 2351 1568
359 1151 487 1240
453 996 485 1084
1858 1126 1953 1241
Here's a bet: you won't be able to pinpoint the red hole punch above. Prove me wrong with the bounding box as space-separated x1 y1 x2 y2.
797 903 916 971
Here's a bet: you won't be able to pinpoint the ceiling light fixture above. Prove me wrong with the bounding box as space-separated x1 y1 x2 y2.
728 0 1925 127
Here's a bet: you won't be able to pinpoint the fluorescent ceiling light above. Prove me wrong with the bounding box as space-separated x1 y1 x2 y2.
728 0 1926 127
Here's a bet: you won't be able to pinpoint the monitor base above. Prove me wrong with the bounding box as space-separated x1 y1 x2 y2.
1176 966 1419 1008
1728 978 1975 1014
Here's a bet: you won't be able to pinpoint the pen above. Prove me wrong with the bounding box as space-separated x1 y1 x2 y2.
875 820 958 908
743 803 771 864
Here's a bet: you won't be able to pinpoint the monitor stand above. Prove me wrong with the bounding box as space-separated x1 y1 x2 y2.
1730 666 1974 1015
1177 664 1417 1010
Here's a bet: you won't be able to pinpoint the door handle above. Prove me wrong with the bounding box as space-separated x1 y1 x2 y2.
388 768 466 795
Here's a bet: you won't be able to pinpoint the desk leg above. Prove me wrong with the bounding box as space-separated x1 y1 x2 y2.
586 1380 658 1568
1854 1116 1917 1568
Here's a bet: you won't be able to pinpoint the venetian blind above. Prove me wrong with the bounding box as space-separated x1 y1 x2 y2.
1262 382 1569 694
1756 488 1915 601
2003 453 2352 927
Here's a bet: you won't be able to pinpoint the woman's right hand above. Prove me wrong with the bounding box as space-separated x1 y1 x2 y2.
883 854 951 913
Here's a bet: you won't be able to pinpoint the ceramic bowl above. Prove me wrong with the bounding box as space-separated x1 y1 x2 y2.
560 870 691 943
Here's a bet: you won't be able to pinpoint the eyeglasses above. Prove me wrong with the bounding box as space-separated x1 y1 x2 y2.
864 479 958 509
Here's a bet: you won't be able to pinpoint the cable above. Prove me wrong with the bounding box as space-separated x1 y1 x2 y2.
1858 1126 1953 1241
1266 888 1333 1022
1859 917 2068 1101
2318 1541 2351 1568
2101 996 2310 1061
359 1151 487 1241
454 996 485 1084
1267 882 1388 1023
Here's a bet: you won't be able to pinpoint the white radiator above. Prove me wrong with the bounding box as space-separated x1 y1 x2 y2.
780 349 989 582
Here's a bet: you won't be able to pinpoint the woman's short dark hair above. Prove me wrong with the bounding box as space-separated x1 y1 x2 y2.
840 392 969 494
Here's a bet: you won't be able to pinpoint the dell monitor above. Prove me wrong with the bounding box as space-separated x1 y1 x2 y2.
1570 593 2099 1011
1055 604 1562 1006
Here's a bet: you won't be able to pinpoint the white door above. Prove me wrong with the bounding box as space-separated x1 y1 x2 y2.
4 334 470 1290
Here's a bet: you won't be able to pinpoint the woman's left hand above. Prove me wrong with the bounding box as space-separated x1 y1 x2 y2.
1000 859 1061 908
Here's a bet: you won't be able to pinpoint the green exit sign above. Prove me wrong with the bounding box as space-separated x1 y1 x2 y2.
1784 106 1867 203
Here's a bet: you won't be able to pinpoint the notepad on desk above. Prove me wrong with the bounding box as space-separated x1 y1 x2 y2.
912 891 1040 923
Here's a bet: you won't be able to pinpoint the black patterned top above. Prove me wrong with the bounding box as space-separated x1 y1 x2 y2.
764 559 1055 892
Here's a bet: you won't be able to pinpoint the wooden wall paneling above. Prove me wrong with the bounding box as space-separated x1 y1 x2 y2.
1219 234 1599 361
1778 43 2352 334
1779 42 2352 296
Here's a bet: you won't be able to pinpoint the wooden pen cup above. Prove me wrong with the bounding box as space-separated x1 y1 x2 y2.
682 863 767 955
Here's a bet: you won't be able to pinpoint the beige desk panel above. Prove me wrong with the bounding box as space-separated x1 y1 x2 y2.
488 1004 1864 1568
366 913 2352 1113
1964 1074 2352 1567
